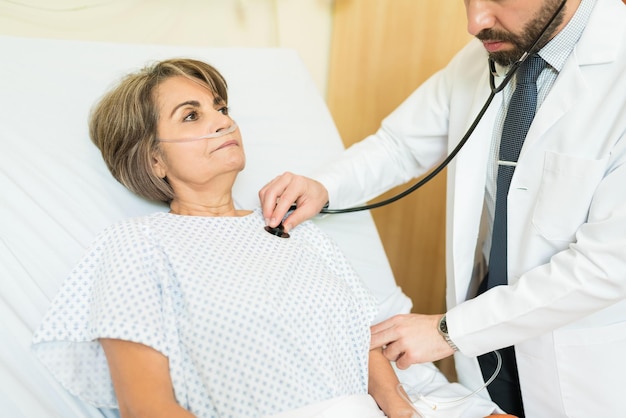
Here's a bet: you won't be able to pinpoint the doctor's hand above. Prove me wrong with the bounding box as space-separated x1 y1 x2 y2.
259 172 328 232
370 314 455 370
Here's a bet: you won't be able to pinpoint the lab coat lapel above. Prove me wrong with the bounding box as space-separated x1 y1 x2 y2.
521 0 619 156
522 58 587 150
448 81 501 306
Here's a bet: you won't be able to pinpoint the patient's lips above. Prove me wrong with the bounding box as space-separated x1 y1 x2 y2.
214 139 239 151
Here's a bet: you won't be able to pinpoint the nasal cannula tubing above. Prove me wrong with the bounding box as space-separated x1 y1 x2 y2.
318 0 566 215
157 121 238 143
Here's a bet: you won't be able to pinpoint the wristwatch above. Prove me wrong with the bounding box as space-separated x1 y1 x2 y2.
438 314 459 352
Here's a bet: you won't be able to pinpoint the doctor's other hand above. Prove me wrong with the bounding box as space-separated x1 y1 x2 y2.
259 172 328 232
370 314 455 370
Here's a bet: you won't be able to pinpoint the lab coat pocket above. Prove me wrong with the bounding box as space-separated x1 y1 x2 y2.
532 151 607 241
553 321 626 417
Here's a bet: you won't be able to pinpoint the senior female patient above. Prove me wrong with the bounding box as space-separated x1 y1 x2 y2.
31 58 415 418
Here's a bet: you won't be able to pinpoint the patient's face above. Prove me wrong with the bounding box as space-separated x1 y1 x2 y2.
152 75 245 195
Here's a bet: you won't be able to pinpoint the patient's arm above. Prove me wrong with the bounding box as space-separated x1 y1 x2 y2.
368 348 416 418
99 338 196 418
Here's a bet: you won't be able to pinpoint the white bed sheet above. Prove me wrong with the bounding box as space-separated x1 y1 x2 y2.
0 35 413 417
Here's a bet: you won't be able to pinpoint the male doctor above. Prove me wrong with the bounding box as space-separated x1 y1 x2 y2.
259 0 626 416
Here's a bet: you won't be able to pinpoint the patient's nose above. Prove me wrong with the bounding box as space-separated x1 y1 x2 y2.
212 112 233 134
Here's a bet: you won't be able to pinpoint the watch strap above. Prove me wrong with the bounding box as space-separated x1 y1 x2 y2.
438 314 459 352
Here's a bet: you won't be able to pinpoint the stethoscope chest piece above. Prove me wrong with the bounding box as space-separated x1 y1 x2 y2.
264 224 290 238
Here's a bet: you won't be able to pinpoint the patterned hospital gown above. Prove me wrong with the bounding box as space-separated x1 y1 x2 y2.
32 209 378 418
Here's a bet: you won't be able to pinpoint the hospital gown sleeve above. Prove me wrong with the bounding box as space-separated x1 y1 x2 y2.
31 218 174 409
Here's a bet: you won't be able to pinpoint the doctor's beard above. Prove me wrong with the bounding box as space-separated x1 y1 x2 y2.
476 0 565 66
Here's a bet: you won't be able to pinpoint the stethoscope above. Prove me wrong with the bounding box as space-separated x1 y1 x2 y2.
266 0 566 238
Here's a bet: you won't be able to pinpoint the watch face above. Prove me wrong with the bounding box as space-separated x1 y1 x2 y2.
440 317 448 334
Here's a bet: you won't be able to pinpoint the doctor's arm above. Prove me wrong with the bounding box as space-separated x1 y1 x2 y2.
259 69 451 233
447 142 626 356
258 126 433 233
100 338 196 418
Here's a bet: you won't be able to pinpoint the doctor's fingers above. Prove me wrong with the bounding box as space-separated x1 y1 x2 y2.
370 315 406 350
282 180 329 232
259 172 290 222
395 349 421 370
259 172 327 229
379 340 406 364
259 172 304 226
381 338 425 370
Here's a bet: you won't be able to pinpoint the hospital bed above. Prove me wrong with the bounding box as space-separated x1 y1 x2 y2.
0 35 496 417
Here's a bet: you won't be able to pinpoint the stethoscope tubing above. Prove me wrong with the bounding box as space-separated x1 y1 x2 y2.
320 87 497 214
319 0 566 215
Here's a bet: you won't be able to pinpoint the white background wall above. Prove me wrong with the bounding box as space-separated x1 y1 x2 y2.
0 0 334 95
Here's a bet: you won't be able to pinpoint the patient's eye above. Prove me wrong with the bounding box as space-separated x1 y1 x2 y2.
183 110 199 122
218 106 229 115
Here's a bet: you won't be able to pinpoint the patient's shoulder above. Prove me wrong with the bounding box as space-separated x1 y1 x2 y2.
92 212 168 246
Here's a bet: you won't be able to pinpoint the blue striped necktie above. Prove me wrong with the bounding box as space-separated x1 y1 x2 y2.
487 54 546 289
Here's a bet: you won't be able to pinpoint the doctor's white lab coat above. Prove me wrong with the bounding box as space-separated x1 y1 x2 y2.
315 0 626 416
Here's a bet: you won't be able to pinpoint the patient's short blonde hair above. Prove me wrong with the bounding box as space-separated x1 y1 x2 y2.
89 58 228 203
